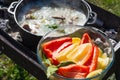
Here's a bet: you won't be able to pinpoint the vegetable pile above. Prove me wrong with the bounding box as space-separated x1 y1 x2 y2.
42 33 110 79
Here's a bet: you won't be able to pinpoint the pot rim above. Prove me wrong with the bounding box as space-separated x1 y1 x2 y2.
9 0 94 37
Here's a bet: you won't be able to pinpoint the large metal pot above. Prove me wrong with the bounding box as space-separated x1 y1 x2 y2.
8 0 97 51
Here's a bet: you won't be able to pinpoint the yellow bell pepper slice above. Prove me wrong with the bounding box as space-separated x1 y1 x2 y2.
86 69 103 78
72 37 81 44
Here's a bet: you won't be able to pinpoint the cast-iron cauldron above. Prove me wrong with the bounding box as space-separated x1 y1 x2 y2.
8 0 97 51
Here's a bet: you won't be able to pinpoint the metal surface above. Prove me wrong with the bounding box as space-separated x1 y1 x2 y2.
0 2 120 80
0 29 47 80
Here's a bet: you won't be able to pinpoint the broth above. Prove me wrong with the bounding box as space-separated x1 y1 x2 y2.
19 2 87 36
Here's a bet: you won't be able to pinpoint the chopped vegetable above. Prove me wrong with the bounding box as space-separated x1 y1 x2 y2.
23 24 31 31
89 45 99 72
72 37 81 44
80 45 94 65
42 37 72 58
80 33 92 44
47 65 58 78
86 69 103 78
97 57 110 69
101 53 108 58
56 43 79 62
41 33 110 79
57 61 75 68
67 43 92 63
46 61 75 78
42 37 72 65
57 64 89 79
98 48 103 57
46 24 59 29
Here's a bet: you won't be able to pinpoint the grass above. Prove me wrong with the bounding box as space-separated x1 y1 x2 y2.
88 0 120 16
0 54 37 80
0 1 119 80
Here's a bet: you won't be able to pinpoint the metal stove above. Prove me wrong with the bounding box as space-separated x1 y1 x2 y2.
0 1 120 80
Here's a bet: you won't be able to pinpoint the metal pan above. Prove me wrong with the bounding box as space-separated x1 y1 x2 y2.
8 0 96 50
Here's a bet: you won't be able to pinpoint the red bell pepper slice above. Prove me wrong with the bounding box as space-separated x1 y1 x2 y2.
80 33 92 44
57 64 89 79
89 45 99 72
49 42 72 65
83 45 99 72
80 45 94 65
42 37 72 65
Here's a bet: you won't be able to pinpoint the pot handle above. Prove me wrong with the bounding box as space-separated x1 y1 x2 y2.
87 12 104 27
82 0 104 26
7 0 23 14
81 0 97 25
87 11 97 25
7 1 18 14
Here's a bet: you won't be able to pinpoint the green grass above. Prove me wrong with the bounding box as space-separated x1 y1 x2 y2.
88 0 120 16
0 54 37 80
0 1 119 80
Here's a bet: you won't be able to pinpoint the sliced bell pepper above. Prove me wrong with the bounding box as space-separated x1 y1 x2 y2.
56 43 79 62
80 33 92 44
97 57 109 69
67 43 92 63
57 64 89 79
86 69 103 78
72 37 81 44
83 45 99 72
80 44 94 65
50 42 72 65
89 45 99 72
42 37 72 65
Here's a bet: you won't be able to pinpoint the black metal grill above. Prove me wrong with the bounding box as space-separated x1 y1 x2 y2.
0 1 120 80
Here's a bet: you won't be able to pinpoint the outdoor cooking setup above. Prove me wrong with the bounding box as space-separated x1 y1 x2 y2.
0 0 120 80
